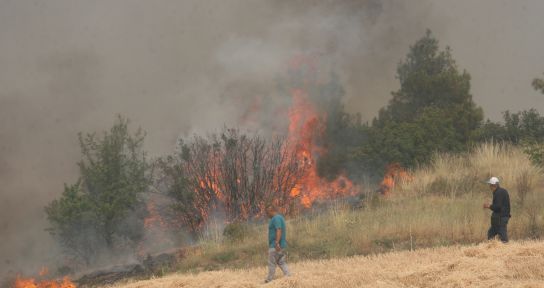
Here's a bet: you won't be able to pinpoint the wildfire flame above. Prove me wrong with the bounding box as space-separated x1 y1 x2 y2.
13 276 76 288
139 196 183 257
13 269 76 288
379 163 412 195
144 200 168 229
165 53 359 228
285 55 357 208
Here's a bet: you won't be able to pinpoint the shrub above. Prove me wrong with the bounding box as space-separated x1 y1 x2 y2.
223 222 250 243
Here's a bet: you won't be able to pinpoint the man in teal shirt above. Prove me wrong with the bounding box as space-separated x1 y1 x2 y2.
265 204 290 283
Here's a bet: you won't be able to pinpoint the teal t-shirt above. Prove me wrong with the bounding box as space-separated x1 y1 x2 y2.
268 214 287 248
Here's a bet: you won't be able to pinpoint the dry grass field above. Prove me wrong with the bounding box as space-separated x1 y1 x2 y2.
171 143 544 274
111 240 544 288
101 143 544 288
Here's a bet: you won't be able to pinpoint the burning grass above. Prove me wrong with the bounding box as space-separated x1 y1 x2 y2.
11 272 76 288
12 276 76 288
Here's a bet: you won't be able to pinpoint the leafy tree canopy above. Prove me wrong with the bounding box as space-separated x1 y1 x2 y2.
46 116 151 264
357 30 483 172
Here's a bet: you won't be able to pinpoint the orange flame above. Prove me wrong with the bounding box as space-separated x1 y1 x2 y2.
379 163 412 195
13 275 76 288
289 186 300 197
173 53 360 224
285 64 357 208
144 200 167 229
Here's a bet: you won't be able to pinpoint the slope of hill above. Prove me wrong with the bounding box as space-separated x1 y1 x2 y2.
157 143 544 276
111 240 544 288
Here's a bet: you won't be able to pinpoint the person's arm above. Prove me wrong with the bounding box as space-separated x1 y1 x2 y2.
489 190 504 213
275 228 282 251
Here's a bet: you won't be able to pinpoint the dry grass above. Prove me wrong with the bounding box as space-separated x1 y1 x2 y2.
111 240 544 288
399 142 542 199
168 143 544 274
107 143 544 286
395 142 544 240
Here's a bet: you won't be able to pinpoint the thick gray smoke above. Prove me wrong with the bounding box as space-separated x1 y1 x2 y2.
1 0 544 278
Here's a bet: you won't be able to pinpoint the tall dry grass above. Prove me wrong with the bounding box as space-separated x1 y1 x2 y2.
396 142 544 239
169 143 544 276
400 142 542 198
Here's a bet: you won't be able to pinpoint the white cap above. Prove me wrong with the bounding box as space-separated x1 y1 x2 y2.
487 177 500 185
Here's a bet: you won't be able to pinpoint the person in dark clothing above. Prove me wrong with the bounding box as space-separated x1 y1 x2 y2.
483 177 511 243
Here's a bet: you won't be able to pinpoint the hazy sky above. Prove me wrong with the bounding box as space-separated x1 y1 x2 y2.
1 0 543 276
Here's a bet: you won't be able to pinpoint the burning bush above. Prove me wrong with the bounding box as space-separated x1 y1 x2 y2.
156 55 363 234
158 129 304 233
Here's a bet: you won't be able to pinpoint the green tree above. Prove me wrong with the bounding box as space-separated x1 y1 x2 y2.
377 30 482 141
45 116 151 264
533 74 544 94
357 30 483 171
317 74 367 180
156 154 203 234
473 109 544 166
474 109 544 144
356 107 458 172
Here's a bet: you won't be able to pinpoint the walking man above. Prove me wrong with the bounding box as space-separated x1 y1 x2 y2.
265 204 291 283
483 177 511 243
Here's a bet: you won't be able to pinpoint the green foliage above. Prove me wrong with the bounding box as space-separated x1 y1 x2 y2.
45 116 151 265
475 109 544 144
223 222 250 243
45 182 98 263
212 250 238 263
473 77 544 166
522 141 544 167
316 30 484 178
157 154 204 234
533 74 544 94
356 107 461 171
353 30 483 173
472 120 509 143
377 30 483 132
317 97 366 180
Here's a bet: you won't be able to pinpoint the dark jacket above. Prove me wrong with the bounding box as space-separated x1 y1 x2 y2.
490 187 511 218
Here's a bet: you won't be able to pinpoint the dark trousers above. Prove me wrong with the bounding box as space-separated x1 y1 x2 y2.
487 215 509 243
